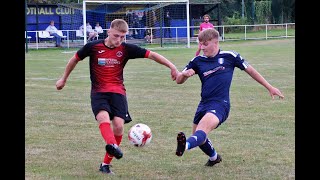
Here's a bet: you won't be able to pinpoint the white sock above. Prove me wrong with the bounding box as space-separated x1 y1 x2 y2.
209 153 218 161
185 142 190 150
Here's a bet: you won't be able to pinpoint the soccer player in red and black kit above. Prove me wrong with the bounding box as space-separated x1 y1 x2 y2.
55 19 179 175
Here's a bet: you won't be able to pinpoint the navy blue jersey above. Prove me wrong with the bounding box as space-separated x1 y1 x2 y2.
183 49 249 104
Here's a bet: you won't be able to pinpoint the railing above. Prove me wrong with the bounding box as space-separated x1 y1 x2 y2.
218 23 295 41
25 23 295 50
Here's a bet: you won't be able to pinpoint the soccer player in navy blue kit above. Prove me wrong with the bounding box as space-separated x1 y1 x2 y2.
56 19 179 175
175 28 284 166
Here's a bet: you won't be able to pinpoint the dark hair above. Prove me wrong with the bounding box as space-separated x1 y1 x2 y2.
203 14 210 19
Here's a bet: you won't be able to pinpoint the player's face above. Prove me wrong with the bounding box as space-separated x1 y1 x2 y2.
107 28 126 47
200 39 218 57
204 17 210 23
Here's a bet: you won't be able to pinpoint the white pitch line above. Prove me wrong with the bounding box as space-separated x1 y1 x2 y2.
26 77 57 81
61 51 77 54
26 76 90 81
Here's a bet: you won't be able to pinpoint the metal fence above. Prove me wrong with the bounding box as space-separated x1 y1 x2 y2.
25 23 295 50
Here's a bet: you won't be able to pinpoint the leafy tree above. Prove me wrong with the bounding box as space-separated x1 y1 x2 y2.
255 0 272 24
271 0 282 23
271 0 295 23
282 0 295 22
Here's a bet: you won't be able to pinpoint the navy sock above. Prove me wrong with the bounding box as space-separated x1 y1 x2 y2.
187 130 207 149
199 138 216 157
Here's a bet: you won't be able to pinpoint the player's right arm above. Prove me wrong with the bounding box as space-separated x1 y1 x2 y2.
176 68 195 84
56 55 79 90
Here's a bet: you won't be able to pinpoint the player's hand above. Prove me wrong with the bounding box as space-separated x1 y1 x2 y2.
171 68 179 81
269 86 284 99
182 69 195 77
56 78 66 90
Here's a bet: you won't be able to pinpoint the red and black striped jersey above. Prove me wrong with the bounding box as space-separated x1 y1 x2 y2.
75 40 150 95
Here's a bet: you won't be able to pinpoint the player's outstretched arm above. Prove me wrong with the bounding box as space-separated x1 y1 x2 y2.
244 65 284 99
147 51 179 81
176 69 195 84
56 55 79 90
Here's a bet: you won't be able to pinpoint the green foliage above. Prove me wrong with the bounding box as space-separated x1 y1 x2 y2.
218 0 294 25
271 0 294 23
223 12 248 33
255 0 272 24
224 12 247 25
281 0 295 22
271 0 282 23
217 0 240 21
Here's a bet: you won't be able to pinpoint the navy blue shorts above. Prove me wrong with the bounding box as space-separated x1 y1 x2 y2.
91 92 132 124
193 100 230 128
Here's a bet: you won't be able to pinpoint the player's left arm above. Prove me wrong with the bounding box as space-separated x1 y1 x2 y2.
147 51 179 81
244 65 284 99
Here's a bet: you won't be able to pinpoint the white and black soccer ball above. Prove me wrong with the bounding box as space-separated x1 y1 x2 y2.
128 123 152 147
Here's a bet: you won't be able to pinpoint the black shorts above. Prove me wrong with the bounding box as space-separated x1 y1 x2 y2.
91 92 132 124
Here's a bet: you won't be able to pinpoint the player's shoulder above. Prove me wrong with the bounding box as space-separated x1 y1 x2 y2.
86 39 104 46
78 39 103 50
122 42 137 47
190 55 207 63
122 42 146 51
219 50 239 57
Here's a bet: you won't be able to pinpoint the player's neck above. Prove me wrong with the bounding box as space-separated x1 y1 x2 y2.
104 38 115 48
212 50 218 57
207 49 219 58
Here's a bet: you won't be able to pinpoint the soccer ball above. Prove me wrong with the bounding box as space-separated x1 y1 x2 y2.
128 123 152 147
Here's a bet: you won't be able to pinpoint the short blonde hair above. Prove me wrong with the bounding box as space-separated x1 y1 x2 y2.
110 19 128 33
198 28 219 42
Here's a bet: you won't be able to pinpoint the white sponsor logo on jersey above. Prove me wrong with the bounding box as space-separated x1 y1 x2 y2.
218 58 224 64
